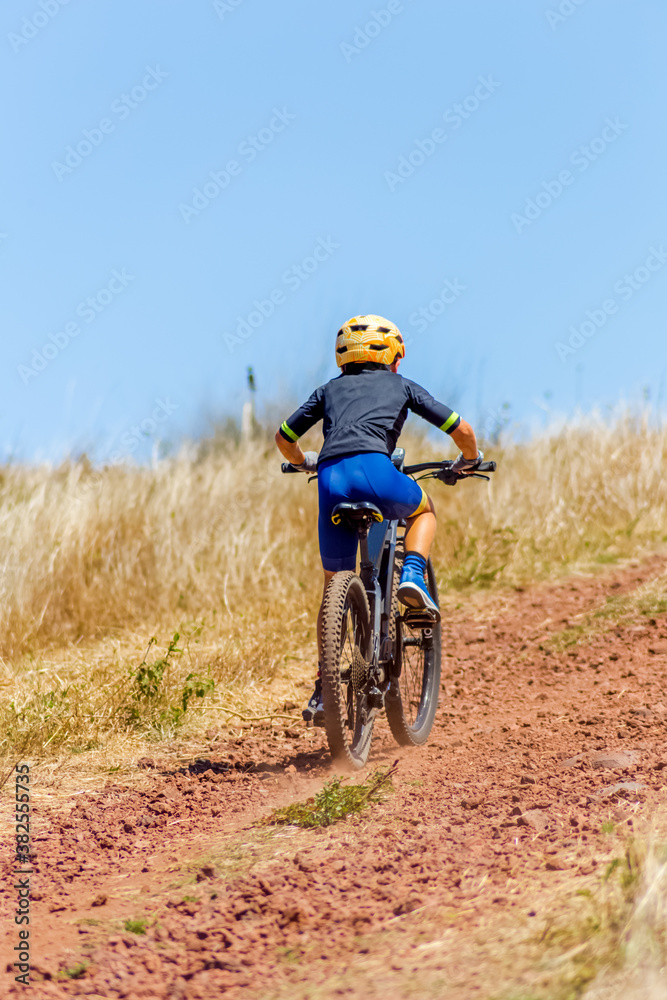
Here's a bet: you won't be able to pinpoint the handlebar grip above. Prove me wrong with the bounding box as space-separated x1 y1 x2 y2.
477 461 496 473
281 462 302 474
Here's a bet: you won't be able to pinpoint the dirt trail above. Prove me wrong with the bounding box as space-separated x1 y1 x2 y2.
3 555 667 999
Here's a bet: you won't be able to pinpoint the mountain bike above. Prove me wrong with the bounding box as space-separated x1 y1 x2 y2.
282 449 496 768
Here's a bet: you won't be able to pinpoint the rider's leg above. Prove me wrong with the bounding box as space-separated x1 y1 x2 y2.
398 495 439 612
404 495 436 557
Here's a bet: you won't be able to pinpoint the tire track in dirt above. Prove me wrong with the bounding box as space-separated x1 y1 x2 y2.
2 555 667 998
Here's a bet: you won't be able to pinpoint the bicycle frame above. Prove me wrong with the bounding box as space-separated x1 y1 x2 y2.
281 451 496 693
358 515 399 679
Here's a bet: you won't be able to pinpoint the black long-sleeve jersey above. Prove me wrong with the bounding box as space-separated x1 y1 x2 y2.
279 363 460 465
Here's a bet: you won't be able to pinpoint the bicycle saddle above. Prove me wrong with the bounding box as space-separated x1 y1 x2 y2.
331 502 384 526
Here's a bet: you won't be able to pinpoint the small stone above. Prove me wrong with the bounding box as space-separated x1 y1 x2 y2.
594 781 645 799
91 893 107 907
393 893 423 916
560 753 587 768
591 750 640 770
195 864 217 882
518 809 549 833
520 775 536 785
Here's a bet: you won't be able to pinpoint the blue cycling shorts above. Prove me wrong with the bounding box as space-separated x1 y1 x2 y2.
317 452 429 572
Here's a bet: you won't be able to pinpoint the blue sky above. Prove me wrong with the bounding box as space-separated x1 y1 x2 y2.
1 0 666 462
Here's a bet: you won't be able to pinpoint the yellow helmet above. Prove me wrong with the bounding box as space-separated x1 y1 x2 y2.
335 314 405 369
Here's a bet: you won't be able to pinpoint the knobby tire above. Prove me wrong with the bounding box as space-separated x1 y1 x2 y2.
385 544 442 746
320 571 373 769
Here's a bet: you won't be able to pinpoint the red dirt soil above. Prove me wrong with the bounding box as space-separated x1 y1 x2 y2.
2 555 667 998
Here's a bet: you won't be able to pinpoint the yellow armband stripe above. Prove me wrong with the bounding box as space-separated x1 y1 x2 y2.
280 421 299 442
440 412 460 433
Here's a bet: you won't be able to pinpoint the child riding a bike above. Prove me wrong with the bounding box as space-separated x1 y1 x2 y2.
275 315 481 723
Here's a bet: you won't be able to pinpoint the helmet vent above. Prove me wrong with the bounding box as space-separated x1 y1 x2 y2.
348 324 368 331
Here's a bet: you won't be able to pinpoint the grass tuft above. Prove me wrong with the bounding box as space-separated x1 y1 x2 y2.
124 918 147 935
549 570 667 652
61 961 88 979
266 762 397 828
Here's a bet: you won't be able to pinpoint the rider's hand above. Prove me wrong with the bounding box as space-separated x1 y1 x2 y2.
452 450 483 475
296 451 319 474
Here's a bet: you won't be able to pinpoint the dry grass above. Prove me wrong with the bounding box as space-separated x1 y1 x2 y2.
538 823 667 1000
1 415 666 767
582 831 667 999
548 567 667 652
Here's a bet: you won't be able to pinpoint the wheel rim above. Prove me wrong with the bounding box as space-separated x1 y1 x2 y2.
398 619 434 727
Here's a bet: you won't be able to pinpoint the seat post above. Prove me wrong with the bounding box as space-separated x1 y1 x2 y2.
358 525 374 577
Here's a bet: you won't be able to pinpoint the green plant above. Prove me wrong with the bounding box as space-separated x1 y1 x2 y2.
267 762 397 828
124 918 147 935
61 961 88 979
181 671 216 713
123 632 216 731
133 633 180 700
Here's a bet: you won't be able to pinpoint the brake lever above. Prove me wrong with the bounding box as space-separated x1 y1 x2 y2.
435 470 459 487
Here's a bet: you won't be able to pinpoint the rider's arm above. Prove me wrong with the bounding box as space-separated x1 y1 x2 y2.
450 419 478 460
405 379 480 461
275 431 305 466
276 387 325 466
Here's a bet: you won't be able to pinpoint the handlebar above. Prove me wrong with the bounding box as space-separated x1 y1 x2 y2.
282 458 496 484
404 460 496 475
404 459 496 485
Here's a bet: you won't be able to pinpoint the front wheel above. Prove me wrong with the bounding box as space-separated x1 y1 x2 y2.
385 546 442 746
320 571 374 769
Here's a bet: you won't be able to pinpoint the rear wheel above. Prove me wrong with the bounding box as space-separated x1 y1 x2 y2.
320 571 374 769
385 544 441 746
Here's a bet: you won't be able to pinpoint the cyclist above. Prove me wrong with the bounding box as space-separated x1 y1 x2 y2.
275 315 481 723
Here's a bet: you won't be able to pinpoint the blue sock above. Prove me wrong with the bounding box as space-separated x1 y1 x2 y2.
402 551 427 580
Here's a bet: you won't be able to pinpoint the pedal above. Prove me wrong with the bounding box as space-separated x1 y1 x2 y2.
402 607 440 627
